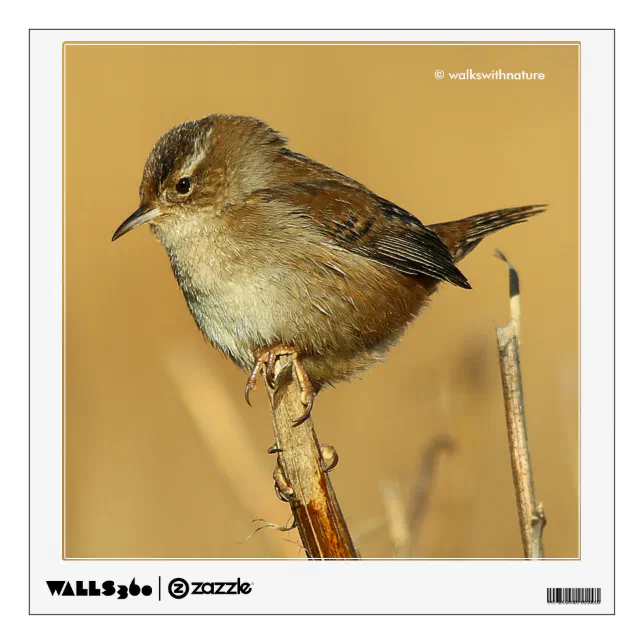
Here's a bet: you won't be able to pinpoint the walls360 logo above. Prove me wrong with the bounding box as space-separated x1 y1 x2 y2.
46 578 153 599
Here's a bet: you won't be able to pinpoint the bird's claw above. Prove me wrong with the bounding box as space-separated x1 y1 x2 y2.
292 393 314 427
290 354 315 426
244 360 263 407
273 464 296 503
265 352 278 388
245 344 316 424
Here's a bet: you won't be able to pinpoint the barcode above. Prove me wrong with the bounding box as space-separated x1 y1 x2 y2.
547 588 601 605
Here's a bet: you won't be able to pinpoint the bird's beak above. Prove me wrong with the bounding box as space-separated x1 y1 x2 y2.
112 205 161 241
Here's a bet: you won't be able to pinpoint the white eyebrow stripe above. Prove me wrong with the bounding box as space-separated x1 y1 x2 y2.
181 146 207 176
180 125 213 176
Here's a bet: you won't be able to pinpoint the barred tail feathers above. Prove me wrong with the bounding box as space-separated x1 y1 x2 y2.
429 204 547 263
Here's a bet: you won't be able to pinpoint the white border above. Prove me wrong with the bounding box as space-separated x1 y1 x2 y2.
30 29 614 615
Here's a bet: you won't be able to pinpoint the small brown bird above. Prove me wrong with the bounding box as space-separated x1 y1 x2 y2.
113 114 544 424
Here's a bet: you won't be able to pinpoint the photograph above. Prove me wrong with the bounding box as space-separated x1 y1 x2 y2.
62 41 579 561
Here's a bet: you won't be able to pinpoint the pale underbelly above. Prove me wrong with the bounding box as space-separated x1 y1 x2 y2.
168 251 430 383
184 287 278 370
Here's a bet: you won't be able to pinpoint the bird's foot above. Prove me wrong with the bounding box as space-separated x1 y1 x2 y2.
245 344 315 426
273 464 296 503
320 444 339 473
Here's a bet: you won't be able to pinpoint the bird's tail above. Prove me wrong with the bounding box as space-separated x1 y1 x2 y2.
429 204 547 263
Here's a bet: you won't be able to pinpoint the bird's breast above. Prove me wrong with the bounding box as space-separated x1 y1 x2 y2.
158 222 432 379
164 232 315 371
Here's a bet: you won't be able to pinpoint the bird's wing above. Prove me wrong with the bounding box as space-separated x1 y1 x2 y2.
251 181 471 289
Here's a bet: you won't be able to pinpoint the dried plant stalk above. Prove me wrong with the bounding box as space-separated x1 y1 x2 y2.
495 251 546 559
380 480 410 556
406 435 454 557
264 358 359 559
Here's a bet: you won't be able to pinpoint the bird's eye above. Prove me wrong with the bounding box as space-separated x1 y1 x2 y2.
176 177 192 194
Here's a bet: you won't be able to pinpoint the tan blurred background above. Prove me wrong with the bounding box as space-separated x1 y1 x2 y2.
64 43 578 559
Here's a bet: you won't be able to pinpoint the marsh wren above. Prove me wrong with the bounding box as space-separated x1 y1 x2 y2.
113 114 544 425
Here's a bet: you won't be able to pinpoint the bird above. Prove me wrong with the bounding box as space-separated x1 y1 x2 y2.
113 114 545 426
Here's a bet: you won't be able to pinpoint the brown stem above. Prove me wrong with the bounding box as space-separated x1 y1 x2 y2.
264 358 359 559
495 250 546 560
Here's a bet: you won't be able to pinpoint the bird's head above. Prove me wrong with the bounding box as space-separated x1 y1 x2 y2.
112 114 287 242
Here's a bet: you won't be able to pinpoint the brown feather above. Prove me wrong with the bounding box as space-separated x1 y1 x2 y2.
430 205 547 263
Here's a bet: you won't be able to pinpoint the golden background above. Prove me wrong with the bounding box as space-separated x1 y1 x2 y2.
64 43 578 558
